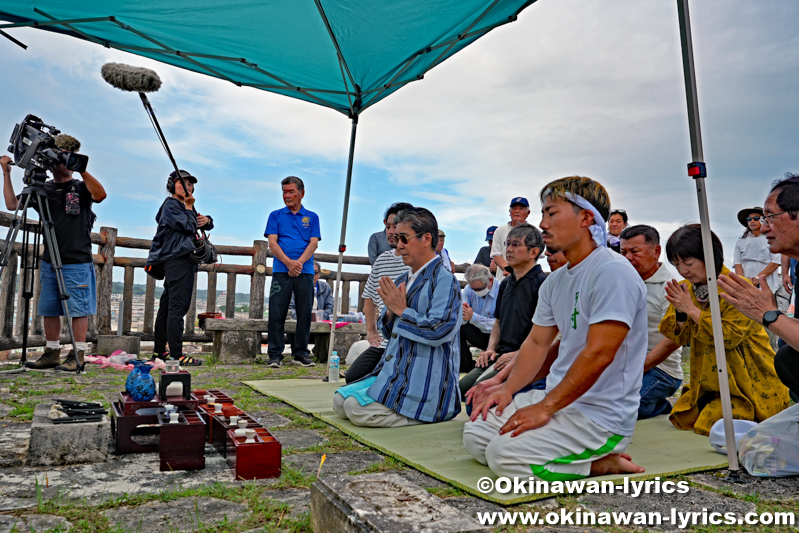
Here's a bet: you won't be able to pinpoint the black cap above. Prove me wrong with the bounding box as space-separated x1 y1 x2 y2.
169 169 197 184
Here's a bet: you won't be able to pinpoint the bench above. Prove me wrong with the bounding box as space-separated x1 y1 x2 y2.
202 318 367 364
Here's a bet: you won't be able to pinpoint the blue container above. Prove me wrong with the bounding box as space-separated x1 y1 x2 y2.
127 363 157 402
125 360 145 395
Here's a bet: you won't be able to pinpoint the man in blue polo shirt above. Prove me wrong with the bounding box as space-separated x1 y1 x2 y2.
265 176 321 367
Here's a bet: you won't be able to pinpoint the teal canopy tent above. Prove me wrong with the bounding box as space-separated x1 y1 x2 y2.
0 0 743 477
0 0 538 360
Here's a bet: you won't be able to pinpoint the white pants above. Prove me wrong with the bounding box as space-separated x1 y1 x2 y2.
463 390 631 480
333 392 422 428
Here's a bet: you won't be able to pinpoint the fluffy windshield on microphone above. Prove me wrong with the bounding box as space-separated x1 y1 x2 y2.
101 62 162 93
54 134 81 153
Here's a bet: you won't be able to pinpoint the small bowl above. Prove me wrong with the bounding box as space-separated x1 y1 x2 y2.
222 405 237 418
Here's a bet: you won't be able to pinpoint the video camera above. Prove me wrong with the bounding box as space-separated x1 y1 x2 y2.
7 114 88 185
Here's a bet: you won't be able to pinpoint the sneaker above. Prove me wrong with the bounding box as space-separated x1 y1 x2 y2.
294 355 316 367
24 348 61 369
267 357 282 368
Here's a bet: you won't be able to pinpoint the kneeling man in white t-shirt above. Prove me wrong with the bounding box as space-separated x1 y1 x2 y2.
464 176 648 481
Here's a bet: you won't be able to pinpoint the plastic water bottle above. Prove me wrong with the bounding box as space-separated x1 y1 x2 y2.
328 351 340 382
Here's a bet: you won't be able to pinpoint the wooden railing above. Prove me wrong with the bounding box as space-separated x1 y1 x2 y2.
0 211 469 351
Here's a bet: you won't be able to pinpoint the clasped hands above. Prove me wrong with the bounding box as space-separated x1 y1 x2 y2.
717 271 777 323
376 276 407 318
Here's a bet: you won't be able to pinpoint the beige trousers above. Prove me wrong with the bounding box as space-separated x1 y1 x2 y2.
333 392 423 428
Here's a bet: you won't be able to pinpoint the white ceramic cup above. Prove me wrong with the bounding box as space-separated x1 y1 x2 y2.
229 415 239 426
169 412 180 424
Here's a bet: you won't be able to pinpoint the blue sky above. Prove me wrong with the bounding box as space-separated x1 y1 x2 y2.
1 0 798 295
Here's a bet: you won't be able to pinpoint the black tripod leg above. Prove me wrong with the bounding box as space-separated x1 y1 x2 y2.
0 193 36 365
38 194 80 372
0 193 34 278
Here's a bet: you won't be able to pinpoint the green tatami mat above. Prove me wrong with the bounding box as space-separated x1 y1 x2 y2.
245 379 728 505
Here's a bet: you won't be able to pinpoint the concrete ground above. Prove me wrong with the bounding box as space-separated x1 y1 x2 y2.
0 350 796 532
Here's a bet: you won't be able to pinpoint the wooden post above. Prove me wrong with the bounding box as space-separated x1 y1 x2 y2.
96 226 117 335
184 272 197 334
206 271 217 312
14 262 25 336
226 273 236 318
143 275 156 334
358 281 366 313
122 266 134 334
31 268 42 335
88 263 101 339
341 281 351 314
0 251 18 338
249 240 268 319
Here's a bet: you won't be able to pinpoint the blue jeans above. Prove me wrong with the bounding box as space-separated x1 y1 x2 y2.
638 367 682 419
38 261 97 317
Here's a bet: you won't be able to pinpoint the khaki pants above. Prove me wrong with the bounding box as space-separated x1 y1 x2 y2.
333 392 422 428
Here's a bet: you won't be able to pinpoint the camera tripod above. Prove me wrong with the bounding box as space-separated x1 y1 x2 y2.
0 168 79 370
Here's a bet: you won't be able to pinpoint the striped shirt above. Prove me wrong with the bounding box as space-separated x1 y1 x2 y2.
362 249 409 348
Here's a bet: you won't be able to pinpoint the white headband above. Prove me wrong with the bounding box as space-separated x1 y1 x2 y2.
564 192 608 248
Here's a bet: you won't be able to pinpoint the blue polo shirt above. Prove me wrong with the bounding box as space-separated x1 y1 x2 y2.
264 205 321 274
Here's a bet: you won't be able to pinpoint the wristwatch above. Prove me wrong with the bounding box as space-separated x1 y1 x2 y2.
762 310 784 329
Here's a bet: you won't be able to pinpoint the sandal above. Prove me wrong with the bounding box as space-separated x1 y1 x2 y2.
177 355 202 367
150 351 169 362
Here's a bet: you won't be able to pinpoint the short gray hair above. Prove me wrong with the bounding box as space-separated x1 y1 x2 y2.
508 223 543 258
394 207 438 250
313 261 321 274
464 264 491 285
281 175 304 191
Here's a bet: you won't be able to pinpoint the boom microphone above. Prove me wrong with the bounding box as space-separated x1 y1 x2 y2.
101 62 162 93
54 134 81 153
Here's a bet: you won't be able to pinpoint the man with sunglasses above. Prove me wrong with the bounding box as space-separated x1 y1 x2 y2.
345 202 412 383
333 207 462 426
719 173 799 403
491 197 531 282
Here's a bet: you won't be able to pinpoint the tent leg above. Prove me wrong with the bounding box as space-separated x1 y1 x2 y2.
677 0 741 475
326 117 359 371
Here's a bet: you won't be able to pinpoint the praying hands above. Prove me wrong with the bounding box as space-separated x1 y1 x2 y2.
377 276 407 318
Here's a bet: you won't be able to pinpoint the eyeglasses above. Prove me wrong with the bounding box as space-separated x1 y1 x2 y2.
746 216 761 222
759 212 790 225
504 240 525 249
397 232 423 244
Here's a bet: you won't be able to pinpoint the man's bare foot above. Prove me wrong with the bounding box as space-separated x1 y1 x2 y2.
589 453 645 476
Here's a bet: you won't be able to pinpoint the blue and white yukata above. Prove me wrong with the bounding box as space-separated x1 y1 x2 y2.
333 256 462 427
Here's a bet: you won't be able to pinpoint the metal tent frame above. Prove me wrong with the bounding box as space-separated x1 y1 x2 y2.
0 0 742 476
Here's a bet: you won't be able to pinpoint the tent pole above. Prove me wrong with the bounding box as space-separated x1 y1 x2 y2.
327 116 359 370
677 0 740 477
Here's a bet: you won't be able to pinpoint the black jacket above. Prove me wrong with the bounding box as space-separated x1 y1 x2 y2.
146 197 213 264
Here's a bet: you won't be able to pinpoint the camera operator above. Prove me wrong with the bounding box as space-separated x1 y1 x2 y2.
146 170 213 367
1 153 106 372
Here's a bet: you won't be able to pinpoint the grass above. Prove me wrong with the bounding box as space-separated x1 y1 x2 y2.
8 481 310 533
